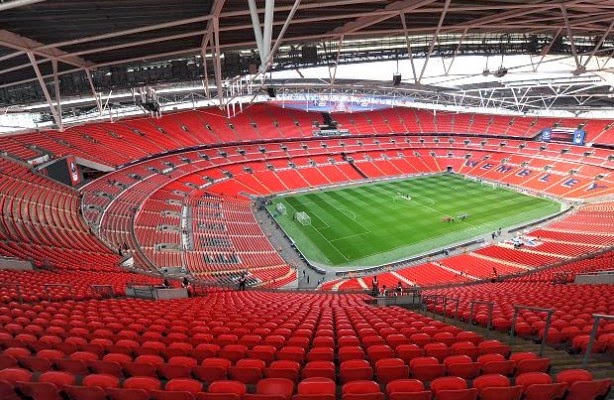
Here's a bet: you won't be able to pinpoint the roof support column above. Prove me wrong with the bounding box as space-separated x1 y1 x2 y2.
84 68 103 116
212 17 224 107
247 0 266 64
51 59 63 131
201 39 211 99
27 52 62 130
582 20 614 68
560 6 582 72
418 0 451 83
444 27 468 75
262 0 275 68
400 11 418 84
331 36 344 85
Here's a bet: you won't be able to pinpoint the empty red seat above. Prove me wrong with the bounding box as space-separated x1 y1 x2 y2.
293 377 335 400
565 379 612 400
409 356 445 382
342 380 385 400
82 373 120 389
123 376 162 390
302 361 336 381
516 372 567 400
229 358 265 384
165 378 204 394
199 380 246 400
385 379 431 400
0 368 33 383
306 347 334 362
340 359 374 383
443 355 480 379
265 360 300 381
245 378 294 400
374 358 409 384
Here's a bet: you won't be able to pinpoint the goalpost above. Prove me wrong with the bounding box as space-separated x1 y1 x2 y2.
464 175 497 190
294 211 311 226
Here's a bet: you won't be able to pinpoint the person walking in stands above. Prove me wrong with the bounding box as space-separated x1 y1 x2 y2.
162 278 170 288
238 273 247 291
396 281 403 295
181 277 191 297
371 276 379 297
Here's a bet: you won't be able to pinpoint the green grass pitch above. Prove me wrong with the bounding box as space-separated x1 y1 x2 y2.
267 174 561 268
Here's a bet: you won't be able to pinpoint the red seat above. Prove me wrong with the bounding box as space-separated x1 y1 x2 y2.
385 378 431 400
293 377 335 400
565 379 612 400
16 381 64 400
64 385 108 400
516 372 566 400
193 357 231 383
0 368 33 383
443 355 480 380
409 357 445 382
229 358 265 384
165 378 204 394
395 344 424 363
555 368 593 385
367 345 395 364
123 376 163 390
374 358 409 384
339 346 365 363
302 361 336 381
516 358 550 375
38 370 76 386
245 378 294 400
478 340 510 357
107 388 151 400
306 347 334 362
341 380 385 400
82 374 120 389
340 359 374 383
265 360 300 381
198 380 246 400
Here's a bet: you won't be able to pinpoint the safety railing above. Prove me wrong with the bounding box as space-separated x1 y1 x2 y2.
422 295 460 321
468 300 495 330
582 313 614 368
91 284 114 299
510 305 554 357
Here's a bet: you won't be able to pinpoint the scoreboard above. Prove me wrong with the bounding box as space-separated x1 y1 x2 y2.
541 128 586 145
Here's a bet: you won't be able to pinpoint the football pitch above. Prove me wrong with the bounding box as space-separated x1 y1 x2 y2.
268 174 561 268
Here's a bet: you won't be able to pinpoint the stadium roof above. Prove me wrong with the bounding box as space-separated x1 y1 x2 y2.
2 0 614 127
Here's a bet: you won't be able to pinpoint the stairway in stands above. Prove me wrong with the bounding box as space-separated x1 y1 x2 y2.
420 308 614 395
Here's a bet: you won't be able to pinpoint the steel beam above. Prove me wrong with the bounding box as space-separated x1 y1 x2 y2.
247 0 266 62
418 0 451 83
84 68 103 116
0 30 93 69
262 0 275 63
561 6 581 69
27 52 62 129
400 11 418 84
212 17 224 107
51 59 63 131
0 0 48 11
582 20 614 68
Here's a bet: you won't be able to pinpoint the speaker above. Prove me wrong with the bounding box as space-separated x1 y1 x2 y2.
392 73 402 86
301 46 318 64
266 87 276 98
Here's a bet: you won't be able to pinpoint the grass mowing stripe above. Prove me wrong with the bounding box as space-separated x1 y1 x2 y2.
268 174 561 267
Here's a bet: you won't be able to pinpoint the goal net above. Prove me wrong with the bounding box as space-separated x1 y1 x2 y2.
294 211 311 226
276 203 287 215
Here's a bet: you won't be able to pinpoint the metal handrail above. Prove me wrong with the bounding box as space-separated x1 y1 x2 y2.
582 313 614 368
469 300 495 330
510 304 554 357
